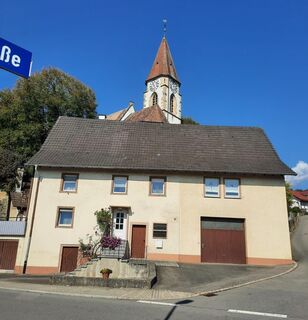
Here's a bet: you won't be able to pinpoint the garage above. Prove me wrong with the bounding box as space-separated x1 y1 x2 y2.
201 217 246 264
0 240 18 270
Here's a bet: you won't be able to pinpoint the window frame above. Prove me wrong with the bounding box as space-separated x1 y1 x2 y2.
60 173 79 193
152 223 167 239
224 178 241 199
204 177 221 198
56 207 74 228
111 175 128 194
149 176 166 196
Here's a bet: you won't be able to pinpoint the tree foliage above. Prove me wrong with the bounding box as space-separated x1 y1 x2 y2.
0 68 97 160
0 68 97 191
0 148 21 192
182 116 199 125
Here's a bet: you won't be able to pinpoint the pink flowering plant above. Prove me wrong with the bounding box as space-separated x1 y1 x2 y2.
101 235 121 250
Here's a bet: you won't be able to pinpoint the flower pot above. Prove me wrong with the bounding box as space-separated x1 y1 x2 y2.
102 272 110 280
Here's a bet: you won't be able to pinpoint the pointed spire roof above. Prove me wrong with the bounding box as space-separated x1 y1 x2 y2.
146 37 180 83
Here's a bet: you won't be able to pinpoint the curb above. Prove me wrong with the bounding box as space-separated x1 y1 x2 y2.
0 285 122 300
198 262 298 296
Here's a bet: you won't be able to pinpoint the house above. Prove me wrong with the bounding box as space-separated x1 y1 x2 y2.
0 190 28 272
0 36 295 274
291 190 308 213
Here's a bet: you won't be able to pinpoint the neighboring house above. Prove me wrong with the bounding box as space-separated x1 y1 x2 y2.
0 190 29 272
0 36 296 274
291 190 308 213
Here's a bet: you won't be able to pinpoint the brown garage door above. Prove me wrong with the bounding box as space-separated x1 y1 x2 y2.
60 246 78 272
201 217 246 264
0 240 18 270
131 225 146 258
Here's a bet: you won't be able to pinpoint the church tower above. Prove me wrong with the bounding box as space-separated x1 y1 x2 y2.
143 37 182 124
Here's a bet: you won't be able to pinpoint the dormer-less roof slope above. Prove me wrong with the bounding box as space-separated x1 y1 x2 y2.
27 117 295 176
126 105 167 123
146 37 180 83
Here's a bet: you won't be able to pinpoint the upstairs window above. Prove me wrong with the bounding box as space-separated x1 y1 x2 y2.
153 223 167 239
224 179 240 198
150 92 158 106
57 208 74 227
62 174 78 192
204 178 220 198
150 177 166 196
112 176 128 194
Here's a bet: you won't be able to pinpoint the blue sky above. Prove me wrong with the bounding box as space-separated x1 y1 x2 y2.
1 0 308 188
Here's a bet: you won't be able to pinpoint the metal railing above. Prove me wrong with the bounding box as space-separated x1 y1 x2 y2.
93 240 129 260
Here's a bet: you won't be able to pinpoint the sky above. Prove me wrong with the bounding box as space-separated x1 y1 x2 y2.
1 0 307 189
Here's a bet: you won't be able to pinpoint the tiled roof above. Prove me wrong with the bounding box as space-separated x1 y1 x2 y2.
146 37 180 83
291 190 308 202
106 108 127 121
27 116 295 176
126 105 167 123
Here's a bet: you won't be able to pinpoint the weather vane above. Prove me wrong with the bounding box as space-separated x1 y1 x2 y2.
163 19 167 37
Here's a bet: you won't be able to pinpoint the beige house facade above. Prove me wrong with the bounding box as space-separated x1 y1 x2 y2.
18 169 292 274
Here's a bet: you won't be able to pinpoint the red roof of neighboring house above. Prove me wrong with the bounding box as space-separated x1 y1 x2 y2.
146 37 180 83
291 190 308 202
106 108 127 121
126 105 167 123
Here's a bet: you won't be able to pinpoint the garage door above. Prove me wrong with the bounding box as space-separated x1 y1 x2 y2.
0 240 18 270
201 217 246 264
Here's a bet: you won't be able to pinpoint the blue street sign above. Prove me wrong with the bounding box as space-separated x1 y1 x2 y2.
0 37 32 79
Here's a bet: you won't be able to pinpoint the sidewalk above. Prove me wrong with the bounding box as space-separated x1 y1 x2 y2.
0 261 297 300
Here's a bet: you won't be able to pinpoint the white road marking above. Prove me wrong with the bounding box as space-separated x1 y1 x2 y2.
228 309 287 318
137 300 176 306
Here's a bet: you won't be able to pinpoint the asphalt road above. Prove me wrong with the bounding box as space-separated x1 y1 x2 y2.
0 216 307 320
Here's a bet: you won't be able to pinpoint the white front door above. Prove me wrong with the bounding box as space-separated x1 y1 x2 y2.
113 210 128 240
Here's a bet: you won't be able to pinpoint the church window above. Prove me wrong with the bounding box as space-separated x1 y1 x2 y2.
170 94 175 113
150 92 158 106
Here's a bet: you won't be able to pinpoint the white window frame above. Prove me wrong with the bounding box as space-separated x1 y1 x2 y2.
62 174 78 192
112 176 128 194
204 178 220 198
150 177 166 196
57 208 73 227
224 178 240 199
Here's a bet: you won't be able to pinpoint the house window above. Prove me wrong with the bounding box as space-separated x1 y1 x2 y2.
224 179 240 198
112 176 128 194
57 208 74 227
150 177 166 195
62 174 78 192
204 178 220 197
153 223 167 238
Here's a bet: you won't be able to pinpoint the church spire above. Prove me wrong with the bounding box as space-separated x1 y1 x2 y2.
146 37 180 84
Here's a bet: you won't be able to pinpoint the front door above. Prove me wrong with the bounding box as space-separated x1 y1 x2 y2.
131 225 146 258
113 210 128 240
60 246 78 272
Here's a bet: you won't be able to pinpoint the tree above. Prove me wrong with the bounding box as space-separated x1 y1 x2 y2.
182 116 199 125
0 68 97 162
0 148 21 192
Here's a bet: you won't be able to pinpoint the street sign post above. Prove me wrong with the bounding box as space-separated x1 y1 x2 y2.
0 37 32 79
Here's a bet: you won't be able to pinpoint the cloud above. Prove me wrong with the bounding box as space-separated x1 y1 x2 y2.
286 161 308 187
